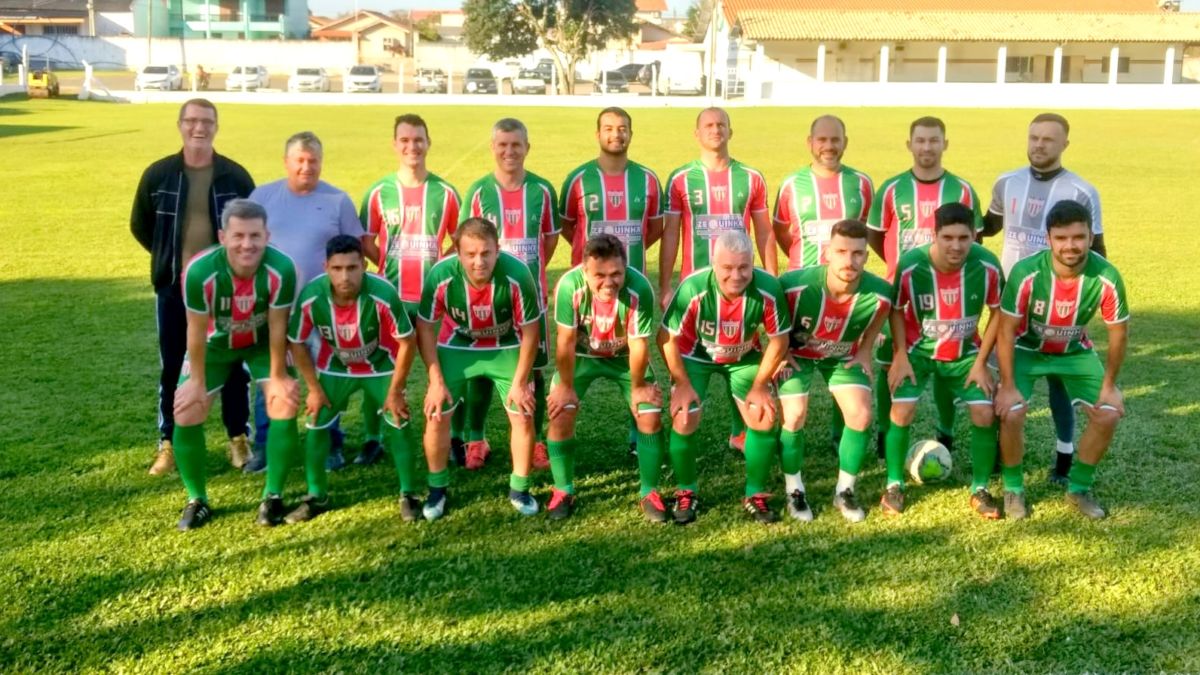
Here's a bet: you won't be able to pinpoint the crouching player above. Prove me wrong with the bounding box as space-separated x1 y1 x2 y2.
885 203 1004 518
995 200 1129 520
172 199 300 530
418 218 544 519
286 235 418 523
546 234 665 522
660 230 791 525
777 219 890 523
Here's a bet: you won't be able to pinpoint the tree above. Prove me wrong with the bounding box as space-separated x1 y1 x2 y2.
414 16 442 43
683 0 713 42
463 0 638 94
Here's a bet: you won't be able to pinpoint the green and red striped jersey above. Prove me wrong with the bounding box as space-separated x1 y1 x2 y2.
773 165 873 270
359 172 461 307
662 267 790 365
1001 250 1129 355
418 251 542 350
867 169 982 281
779 264 891 362
463 172 559 302
288 272 413 376
554 263 656 358
894 244 1003 362
559 159 663 275
183 244 297 352
665 159 769 277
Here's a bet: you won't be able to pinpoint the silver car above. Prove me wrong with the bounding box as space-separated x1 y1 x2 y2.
225 65 270 91
289 67 330 92
344 65 382 93
135 65 183 91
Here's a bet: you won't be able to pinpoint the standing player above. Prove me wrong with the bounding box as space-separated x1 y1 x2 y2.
459 118 558 471
982 112 1106 485
546 234 665 521
660 231 790 525
885 204 1003 519
659 107 775 453
171 199 300 530
360 113 461 466
287 236 419 523
867 116 984 458
776 220 890 523
418 218 544 519
994 200 1128 520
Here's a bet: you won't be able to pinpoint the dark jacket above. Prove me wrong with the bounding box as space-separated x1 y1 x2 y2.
130 150 255 289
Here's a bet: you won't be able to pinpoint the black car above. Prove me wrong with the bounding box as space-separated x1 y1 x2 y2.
463 68 498 94
532 59 555 83
614 63 644 82
597 71 629 93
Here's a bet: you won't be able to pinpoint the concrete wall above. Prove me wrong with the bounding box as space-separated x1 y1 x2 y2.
98 12 136 36
0 35 356 72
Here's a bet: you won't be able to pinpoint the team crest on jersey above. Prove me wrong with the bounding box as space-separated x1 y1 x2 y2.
1026 198 1046 218
404 205 422 224
504 208 522 225
822 194 838 209
712 186 727 202
235 296 254 313
940 287 960 306
607 191 623 208
721 321 739 338
337 324 357 341
594 315 615 332
920 201 937 218
472 305 492 320
1055 300 1074 319
822 316 843 333
919 294 936 311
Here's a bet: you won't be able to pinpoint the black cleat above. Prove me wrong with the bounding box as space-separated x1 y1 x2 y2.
672 489 698 525
325 449 346 472
178 499 212 531
1003 491 1030 520
354 439 385 465
833 488 866 523
284 495 330 524
786 490 814 522
547 489 575 520
970 488 1002 520
399 494 423 522
936 431 955 454
742 493 779 524
450 437 467 467
423 488 449 521
880 484 905 516
256 496 287 527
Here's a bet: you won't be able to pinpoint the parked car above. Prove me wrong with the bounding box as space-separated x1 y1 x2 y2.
288 67 330 92
416 68 447 93
344 64 382 93
462 68 498 94
512 69 546 95
225 65 270 90
135 64 183 91
596 70 629 93
532 58 555 83
613 63 645 83
637 61 661 85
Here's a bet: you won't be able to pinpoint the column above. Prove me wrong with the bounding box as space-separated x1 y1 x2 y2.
1108 46 1119 84
817 42 826 83
937 43 947 83
1051 45 1062 84
879 44 890 83
1164 45 1176 85
996 45 1007 83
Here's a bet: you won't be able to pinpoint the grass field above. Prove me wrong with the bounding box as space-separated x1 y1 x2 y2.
2 98 1199 673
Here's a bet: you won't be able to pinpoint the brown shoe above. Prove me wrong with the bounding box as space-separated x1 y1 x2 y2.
149 440 175 476
228 434 250 469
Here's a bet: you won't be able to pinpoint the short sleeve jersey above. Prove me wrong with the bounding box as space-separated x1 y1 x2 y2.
418 251 542 350
559 160 663 274
554 264 656 359
360 172 461 306
463 172 559 302
779 265 892 362
183 245 297 352
773 165 873 270
894 244 1003 362
666 159 769 277
988 167 1103 275
867 170 983 281
662 267 790 365
288 273 414 376
1000 250 1128 355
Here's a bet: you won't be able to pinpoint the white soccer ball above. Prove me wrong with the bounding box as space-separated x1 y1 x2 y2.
906 439 953 485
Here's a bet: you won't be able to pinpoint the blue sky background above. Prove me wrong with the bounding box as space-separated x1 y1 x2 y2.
308 0 690 17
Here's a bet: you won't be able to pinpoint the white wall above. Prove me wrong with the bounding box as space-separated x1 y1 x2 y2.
1 35 356 72
97 12 135 36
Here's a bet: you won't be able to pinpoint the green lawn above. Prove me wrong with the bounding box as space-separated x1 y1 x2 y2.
2 99 1199 673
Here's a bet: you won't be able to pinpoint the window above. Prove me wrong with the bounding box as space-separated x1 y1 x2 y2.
1100 57 1131 74
1006 56 1034 73
43 24 79 35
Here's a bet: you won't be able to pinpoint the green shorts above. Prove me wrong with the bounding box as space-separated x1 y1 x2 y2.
1011 349 1106 410
873 323 894 367
551 356 660 413
180 345 293 395
309 372 407 430
437 346 525 415
678 357 762 413
892 352 990 406
776 358 872 398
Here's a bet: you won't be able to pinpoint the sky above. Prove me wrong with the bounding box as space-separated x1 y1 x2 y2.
307 0 690 17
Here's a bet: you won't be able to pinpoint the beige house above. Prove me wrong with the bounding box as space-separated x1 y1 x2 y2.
312 10 413 64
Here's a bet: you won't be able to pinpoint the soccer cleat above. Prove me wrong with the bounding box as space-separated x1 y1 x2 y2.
833 489 866 523
399 494 423 522
285 495 330 524
422 488 449 521
787 490 814 522
177 499 212 531
727 432 746 455
228 434 251 470
509 489 540 516
936 430 955 454
242 445 266 474
450 437 467 467
354 439 385 466
325 448 346 472
149 440 175 476
546 489 575 520
628 441 638 458
256 496 287 527
672 489 699 525
464 440 490 470
533 441 551 471
1003 491 1030 520
1066 491 1106 520
639 491 670 523
880 485 905 516
742 493 779 524
970 488 1002 520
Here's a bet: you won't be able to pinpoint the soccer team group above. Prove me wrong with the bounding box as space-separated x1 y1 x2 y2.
132 100 1129 531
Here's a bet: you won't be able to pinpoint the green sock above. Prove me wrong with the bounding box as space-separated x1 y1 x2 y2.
263 418 298 498
303 426 331 498
1001 463 1025 493
388 425 416 494
1067 459 1097 494
728 396 745 439
743 428 776 497
874 375 891 438
548 438 575 493
362 395 382 440
636 429 663 497
509 473 531 492
837 427 870 476
933 378 957 438
427 468 450 489
627 416 638 447
885 423 910 488
969 424 998 492
533 371 547 442
668 429 698 492
779 428 805 475
466 378 493 442
450 399 466 440
173 423 208 502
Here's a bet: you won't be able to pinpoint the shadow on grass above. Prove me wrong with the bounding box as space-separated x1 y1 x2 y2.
0 123 79 138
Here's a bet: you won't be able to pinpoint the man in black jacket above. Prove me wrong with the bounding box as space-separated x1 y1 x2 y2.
131 98 256 475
